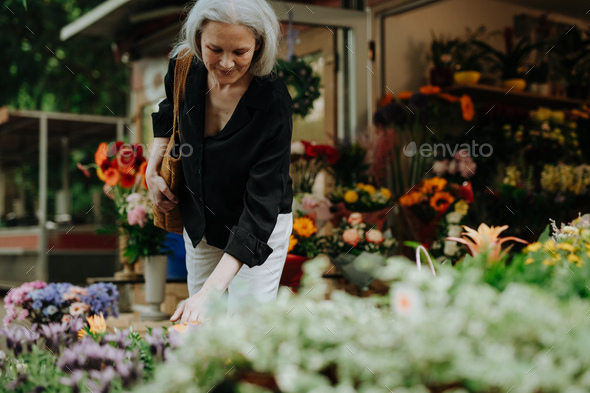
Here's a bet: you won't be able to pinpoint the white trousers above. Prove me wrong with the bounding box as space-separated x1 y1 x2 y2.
183 212 292 315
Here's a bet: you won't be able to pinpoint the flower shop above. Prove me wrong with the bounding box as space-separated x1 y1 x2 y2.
2 0 590 392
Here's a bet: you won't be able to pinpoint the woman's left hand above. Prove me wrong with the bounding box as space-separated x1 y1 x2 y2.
171 289 212 324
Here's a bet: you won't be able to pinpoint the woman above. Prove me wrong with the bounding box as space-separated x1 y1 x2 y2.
146 0 293 325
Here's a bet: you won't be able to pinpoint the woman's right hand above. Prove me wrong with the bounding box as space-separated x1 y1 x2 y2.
146 137 179 213
146 174 179 213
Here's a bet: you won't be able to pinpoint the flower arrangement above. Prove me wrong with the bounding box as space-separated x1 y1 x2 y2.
287 216 327 258
290 140 340 194
540 163 590 195
3 281 119 326
79 141 169 263
327 212 396 257
429 198 471 263
329 183 393 212
0 315 173 393
432 149 477 181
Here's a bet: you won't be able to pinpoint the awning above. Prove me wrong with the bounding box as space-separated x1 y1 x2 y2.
0 106 127 168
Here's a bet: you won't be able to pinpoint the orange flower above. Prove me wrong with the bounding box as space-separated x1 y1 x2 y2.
170 324 188 333
419 85 441 95
398 191 424 206
438 93 460 103
87 312 107 334
429 191 455 212
460 94 474 122
380 93 394 107
420 177 447 195
288 235 298 252
103 168 120 187
398 91 413 100
78 328 87 340
447 223 528 261
94 142 109 167
292 217 317 238
139 161 148 189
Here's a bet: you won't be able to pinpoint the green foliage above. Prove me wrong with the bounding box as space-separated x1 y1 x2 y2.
330 143 369 188
1 0 129 115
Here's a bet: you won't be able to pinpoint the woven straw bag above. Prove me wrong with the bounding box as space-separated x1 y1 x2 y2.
153 49 193 235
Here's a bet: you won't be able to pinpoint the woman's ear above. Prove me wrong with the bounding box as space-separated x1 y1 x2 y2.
255 39 261 52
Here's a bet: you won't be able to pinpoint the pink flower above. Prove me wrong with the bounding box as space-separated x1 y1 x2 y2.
77 163 91 178
126 192 143 204
366 229 384 244
127 205 148 227
17 309 29 321
342 228 361 246
103 184 115 200
69 302 90 316
347 213 363 225
301 196 319 209
459 161 477 179
447 160 458 175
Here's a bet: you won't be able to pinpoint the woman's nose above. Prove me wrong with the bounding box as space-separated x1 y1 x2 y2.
220 53 234 70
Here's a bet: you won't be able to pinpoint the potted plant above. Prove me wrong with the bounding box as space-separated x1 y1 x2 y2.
473 26 541 90
452 26 487 85
550 27 590 99
429 31 458 87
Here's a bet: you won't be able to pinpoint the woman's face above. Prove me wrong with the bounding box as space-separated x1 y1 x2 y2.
200 21 260 86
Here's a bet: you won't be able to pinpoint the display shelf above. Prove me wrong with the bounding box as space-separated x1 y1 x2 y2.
443 84 588 110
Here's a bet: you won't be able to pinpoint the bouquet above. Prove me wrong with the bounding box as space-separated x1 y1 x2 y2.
329 183 393 212
3 281 119 326
290 140 340 194
288 216 328 258
327 213 396 257
78 141 169 263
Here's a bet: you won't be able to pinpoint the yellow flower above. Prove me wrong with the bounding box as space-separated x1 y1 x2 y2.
356 183 365 188
344 190 359 203
544 240 556 252
542 259 554 266
288 235 298 252
96 168 106 182
429 191 455 213
557 243 574 252
454 200 469 216
292 217 317 238
524 257 534 265
363 185 376 195
78 328 87 340
170 324 188 332
380 188 392 199
567 254 581 264
525 242 542 253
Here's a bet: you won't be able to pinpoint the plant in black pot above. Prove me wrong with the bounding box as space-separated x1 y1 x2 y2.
429 31 458 87
473 26 541 90
550 27 590 99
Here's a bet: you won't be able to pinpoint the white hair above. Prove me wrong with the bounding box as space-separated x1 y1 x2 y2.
170 0 280 77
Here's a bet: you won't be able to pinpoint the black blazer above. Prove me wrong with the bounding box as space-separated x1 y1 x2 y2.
152 56 293 268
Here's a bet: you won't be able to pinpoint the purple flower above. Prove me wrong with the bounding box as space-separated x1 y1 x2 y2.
103 329 132 350
144 328 168 361
1 325 39 356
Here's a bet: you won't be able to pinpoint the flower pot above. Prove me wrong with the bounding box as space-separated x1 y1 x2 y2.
502 78 526 91
114 233 138 279
141 255 170 321
331 252 383 290
453 71 481 85
429 67 454 87
280 254 309 289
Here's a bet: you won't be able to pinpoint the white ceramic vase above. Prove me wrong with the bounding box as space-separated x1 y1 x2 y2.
140 255 170 321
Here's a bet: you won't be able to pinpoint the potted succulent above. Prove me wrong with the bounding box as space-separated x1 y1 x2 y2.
429 31 458 87
474 26 541 90
452 26 487 85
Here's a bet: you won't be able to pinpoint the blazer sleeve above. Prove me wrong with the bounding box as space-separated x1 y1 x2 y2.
151 57 176 138
223 94 293 268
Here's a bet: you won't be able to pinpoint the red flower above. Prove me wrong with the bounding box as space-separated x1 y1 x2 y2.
120 171 136 188
459 181 474 203
117 147 136 170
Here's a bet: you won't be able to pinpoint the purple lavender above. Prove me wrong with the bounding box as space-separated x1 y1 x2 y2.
1 325 39 357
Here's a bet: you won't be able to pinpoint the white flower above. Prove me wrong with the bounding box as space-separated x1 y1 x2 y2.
433 160 448 176
444 240 460 256
291 141 305 155
391 284 423 319
446 212 464 224
447 224 463 237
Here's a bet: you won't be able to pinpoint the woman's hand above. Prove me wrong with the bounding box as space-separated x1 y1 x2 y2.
146 174 179 213
171 288 213 324
146 137 179 213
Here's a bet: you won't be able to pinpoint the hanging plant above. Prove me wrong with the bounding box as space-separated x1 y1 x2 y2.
276 55 321 118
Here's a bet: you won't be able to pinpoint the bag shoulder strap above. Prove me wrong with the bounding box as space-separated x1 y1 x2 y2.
172 48 194 142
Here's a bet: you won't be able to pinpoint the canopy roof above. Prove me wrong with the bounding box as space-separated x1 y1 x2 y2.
0 106 127 168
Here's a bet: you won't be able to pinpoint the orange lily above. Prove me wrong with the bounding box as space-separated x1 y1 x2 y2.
447 223 528 261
